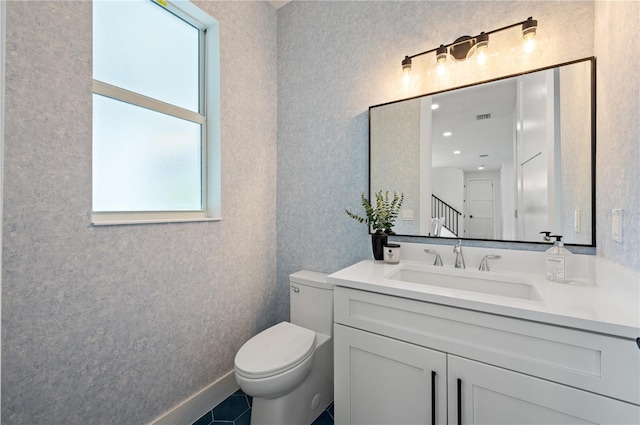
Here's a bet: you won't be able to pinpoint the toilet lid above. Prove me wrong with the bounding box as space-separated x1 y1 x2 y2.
235 322 316 379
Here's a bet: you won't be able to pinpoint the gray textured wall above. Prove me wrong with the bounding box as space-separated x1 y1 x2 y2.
559 62 593 246
594 0 640 271
370 99 421 236
2 1 277 423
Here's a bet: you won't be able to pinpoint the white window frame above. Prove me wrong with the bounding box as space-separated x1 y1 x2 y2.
91 0 221 226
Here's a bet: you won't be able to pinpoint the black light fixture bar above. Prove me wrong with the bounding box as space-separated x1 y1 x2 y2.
402 17 536 70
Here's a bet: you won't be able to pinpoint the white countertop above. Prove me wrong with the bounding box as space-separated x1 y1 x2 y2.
328 246 640 339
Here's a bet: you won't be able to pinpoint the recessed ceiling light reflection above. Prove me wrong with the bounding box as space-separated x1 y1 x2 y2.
443 132 452 137
478 165 485 170
453 150 461 154
431 104 439 110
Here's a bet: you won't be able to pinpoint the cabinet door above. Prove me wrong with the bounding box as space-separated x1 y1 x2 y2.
448 355 640 425
334 324 447 425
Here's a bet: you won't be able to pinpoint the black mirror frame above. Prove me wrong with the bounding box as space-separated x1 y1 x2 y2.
368 57 596 247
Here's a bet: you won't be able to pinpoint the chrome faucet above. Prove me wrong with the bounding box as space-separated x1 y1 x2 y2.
424 249 443 266
453 240 465 269
479 254 501 271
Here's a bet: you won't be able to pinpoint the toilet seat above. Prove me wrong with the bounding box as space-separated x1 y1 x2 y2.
235 322 316 379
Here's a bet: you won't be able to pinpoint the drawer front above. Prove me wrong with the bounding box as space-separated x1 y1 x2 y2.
334 286 640 405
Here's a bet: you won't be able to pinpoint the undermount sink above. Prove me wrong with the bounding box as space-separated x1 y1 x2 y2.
387 264 542 301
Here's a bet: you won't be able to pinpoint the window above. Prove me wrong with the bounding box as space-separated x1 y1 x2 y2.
92 0 220 225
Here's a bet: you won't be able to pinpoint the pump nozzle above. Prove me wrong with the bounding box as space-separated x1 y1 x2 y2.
539 231 551 242
550 235 564 246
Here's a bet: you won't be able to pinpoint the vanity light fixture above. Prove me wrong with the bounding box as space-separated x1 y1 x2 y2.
516 16 547 60
522 17 538 54
401 17 543 75
475 32 489 65
402 56 412 75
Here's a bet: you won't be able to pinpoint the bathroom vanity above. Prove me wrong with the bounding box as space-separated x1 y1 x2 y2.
329 251 640 424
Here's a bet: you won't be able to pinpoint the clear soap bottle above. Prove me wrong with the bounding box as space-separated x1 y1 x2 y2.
545 235 572 283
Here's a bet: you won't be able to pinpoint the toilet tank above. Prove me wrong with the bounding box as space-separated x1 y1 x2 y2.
290 270 334 336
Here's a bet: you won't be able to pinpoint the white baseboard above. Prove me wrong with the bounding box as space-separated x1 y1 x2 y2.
149 369 239 425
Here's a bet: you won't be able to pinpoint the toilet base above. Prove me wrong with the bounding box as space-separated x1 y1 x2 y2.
250 335 333 425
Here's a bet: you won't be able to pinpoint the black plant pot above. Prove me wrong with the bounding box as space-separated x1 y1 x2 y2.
371 232 388 261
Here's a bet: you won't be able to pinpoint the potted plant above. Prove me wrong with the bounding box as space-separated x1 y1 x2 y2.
346 191 404 260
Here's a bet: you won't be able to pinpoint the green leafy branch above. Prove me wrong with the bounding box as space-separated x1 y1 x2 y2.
345 191 404 233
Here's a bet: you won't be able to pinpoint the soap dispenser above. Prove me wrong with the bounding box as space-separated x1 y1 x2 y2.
545 235 572 283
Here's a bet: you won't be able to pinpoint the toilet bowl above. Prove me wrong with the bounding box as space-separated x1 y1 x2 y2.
234 271 333 425
235 322 316 399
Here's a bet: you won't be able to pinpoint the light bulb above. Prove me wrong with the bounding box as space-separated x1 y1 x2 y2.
476 45 487 66
401 56 412 81
435 45 448 76
475 32 489 66
403 72 410 85
523 33 536 54
518 17 545 61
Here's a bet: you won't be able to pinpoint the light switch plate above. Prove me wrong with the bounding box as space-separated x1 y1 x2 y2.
403 209 414 221
612 209 623 242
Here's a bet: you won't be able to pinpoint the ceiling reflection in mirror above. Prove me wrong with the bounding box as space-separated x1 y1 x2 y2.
370 58 595 246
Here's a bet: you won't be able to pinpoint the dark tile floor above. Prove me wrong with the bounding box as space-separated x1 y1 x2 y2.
193 389 334 425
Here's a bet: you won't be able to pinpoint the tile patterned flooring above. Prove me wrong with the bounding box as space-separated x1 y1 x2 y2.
192 389 334 425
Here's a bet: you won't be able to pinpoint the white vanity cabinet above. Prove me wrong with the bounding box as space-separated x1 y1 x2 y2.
333 286 640 425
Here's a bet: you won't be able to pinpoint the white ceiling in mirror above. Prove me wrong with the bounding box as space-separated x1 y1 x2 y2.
431 79 516 172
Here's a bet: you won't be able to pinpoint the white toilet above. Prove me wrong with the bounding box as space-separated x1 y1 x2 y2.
234 270 334 425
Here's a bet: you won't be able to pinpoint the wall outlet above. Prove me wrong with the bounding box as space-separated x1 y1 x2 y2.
403 209 414 221
611 209 623 243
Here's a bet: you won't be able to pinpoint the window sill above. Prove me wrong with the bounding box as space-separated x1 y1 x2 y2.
92 211 222 226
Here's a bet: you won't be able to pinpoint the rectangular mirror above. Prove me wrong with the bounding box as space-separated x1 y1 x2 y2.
370 57 595 246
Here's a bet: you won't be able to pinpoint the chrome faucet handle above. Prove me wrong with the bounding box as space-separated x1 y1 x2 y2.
424 249 443 266
479 254 501 271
